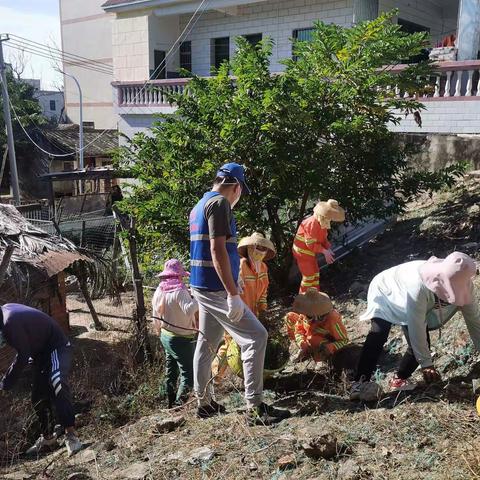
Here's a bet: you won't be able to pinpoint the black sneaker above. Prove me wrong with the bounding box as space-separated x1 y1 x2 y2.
246 403 291 426
197 400 226 419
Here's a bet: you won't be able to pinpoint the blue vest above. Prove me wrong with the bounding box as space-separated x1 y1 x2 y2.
189 191 239 291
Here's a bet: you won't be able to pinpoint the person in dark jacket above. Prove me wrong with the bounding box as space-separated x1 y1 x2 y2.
0 304 82 456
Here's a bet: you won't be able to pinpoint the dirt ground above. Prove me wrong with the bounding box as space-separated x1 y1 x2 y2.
1 177 480 480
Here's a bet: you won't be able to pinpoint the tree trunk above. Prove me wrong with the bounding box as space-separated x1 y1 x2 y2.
77 266 105 331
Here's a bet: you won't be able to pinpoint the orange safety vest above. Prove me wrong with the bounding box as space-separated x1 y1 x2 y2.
239 258 269 317
285 310 349 355
293 215 331 258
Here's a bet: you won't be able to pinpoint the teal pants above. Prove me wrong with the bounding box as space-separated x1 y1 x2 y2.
160 331 196 407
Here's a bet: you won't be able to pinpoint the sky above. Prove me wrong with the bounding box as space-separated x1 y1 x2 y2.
0 0 62 90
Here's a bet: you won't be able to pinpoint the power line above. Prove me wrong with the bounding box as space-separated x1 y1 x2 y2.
5 38 113 74
5 42 113 76
9 34 114 71
2 0 211 154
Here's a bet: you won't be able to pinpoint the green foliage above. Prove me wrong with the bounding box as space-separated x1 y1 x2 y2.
117 11 463 285
0 69 44 151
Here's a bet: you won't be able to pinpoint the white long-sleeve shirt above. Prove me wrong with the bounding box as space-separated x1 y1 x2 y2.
360 260 480 368
152 287 198 337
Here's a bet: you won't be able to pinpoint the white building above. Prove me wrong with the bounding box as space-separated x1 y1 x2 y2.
59 0 116 129
23 79 66 123
60 0 480 152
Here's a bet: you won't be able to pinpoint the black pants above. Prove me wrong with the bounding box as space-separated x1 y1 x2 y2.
32 344 75 435
355 318 431 382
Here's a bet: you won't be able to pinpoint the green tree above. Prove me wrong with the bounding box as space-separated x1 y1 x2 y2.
117 11 463 286
0 68 45 192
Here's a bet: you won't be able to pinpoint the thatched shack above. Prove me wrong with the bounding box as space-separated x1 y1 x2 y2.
0 204 92 370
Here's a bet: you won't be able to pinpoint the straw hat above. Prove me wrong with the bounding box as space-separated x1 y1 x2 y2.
292 288 333 317
238 232 276 261
419 251 477 306
313 199 345 223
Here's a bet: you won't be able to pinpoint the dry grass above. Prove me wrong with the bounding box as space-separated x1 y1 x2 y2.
1 177 480 479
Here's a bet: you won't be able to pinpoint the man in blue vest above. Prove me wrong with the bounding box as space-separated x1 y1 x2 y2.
189 163 290 426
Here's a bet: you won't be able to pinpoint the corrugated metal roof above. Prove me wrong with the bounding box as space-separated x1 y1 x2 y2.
41 125 118 158
0 204 91 278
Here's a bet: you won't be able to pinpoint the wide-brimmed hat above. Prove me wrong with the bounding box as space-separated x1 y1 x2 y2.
419 252 477 306
157 259 189 278
292 288 333 317
238 232 276 261
313 199 345 222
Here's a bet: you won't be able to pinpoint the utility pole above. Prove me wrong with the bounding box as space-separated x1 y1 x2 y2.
0 34 21 204
59 70 84 193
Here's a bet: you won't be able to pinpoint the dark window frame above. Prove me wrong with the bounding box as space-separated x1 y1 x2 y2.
292 27 315 60
49 99 56 111
243 33 262 47
180 41 192 73
211 36 230 70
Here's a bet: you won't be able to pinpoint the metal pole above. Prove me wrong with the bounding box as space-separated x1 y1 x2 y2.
0 35 21 204
60 70 83 193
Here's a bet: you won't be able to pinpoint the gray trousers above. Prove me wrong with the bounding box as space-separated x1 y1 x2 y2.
192 289 268 408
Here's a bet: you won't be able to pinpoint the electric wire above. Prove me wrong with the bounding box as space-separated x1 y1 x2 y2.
1 0 211 155
5 42 113 76
8 34 114 71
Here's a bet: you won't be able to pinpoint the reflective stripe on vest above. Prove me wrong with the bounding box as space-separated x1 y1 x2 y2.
189 191 240 290
293 244 316 257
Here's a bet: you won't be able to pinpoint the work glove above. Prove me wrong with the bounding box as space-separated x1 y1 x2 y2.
227 294 244 323
422 366 442 383
323 249 335 265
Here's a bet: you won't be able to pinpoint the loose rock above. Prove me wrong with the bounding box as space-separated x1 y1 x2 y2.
188 446 215 464
277 453 297 471
301 434 338 460
115 462 150 479
69 449 97 465
154 415 186 434
4 472 32 480
337 459 361 480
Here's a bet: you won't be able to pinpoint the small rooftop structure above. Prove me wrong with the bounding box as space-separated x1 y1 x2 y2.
0 204 94 369
40 124 118 158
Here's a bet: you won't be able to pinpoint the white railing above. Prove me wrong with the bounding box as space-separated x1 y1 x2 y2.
114 60 480 109
388 60 480 99
113 78 190 107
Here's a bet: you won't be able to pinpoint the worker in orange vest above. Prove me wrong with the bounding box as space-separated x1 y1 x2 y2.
212 233 276 381
293 199 345 293
285 288 349 363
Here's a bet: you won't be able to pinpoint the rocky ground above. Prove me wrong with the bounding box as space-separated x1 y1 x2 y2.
1 176 480 480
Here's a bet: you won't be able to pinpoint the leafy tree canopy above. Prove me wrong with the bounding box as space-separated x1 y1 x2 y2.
116 11 463 285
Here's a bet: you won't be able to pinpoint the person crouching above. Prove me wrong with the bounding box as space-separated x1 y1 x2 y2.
286 288 349 363
152 259 199 408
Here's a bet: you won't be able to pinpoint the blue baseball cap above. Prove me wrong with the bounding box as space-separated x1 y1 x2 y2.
216 162 251 194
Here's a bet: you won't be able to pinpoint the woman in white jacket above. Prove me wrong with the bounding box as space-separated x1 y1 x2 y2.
152 259 198 408
351 252 479 398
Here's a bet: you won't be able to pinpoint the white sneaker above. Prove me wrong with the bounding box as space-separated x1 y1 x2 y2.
65 433 83 456
26 435 58 455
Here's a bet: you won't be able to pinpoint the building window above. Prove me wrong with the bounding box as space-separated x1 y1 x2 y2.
50 100 56 111
180 41 192 73
243 33 262 47
293 28 314 43
151 50 166 80
292 28 315 60
211 37 230 70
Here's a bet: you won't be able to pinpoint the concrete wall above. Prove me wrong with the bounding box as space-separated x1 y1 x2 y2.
148 15 181 75
390 100 480 134
60 0 116 129
179 0 355 76
113 12 150 81
379 0 458 46
402 132 480 171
